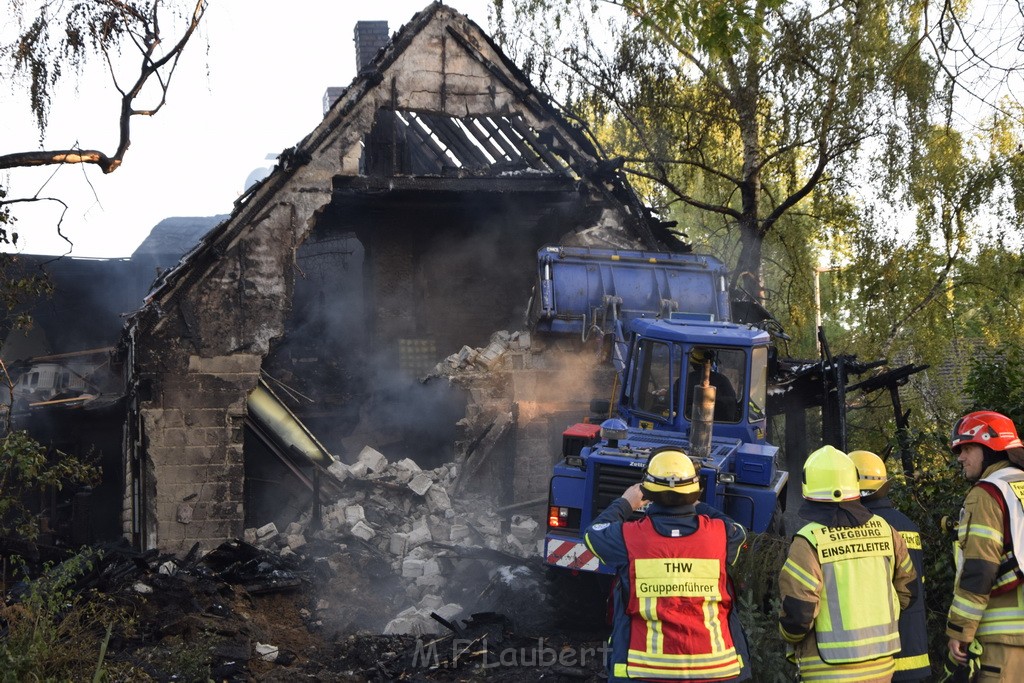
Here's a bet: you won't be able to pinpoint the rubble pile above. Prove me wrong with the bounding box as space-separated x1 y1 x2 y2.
429 329 533 380
242 443 544 638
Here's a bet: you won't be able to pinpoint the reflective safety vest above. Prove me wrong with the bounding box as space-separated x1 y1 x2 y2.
616 515 741 681
796 516 902 664
967 467 1024 595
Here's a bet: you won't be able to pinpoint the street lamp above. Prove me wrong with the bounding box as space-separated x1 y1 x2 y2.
814 266 841 353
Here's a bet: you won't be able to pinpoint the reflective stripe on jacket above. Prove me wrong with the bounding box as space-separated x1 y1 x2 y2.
794 516 903 664
977 467 1024 593
947 461 1024 645
615 514 741 680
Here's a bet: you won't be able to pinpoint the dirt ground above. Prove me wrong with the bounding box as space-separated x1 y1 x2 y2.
23 538 616 682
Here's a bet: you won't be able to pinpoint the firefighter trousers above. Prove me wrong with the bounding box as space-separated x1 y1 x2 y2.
974 641 1024 681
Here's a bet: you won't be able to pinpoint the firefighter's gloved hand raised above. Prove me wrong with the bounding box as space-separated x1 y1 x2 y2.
622 483 646 510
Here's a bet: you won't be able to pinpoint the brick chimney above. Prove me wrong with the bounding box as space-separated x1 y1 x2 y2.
354 21 389 73
324 20 390 115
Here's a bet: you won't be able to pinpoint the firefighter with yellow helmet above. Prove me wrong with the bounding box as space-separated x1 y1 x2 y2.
945 410 1024 680
778 445 917 682
849 449 930 681
584 446 751 681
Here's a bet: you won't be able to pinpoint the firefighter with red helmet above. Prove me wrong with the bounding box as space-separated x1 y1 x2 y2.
946 410 1024 680
778 445 917 682
584 446 751 681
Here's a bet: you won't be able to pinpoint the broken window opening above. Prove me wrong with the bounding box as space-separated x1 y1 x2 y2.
365 108 577 178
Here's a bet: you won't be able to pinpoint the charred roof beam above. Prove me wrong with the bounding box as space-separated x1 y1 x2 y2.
373 109 568 177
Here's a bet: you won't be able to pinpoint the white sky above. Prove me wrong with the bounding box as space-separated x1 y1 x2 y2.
0 1 493 258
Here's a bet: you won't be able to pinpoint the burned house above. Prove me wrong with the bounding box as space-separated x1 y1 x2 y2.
122 3 676 554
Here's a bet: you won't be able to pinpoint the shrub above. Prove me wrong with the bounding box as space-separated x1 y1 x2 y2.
964 342 1024 423
731 531 795 681
0 550 137 682
887 439 966 678
0 430 99 542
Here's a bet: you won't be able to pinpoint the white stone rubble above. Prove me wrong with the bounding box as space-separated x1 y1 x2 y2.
242 422 544 637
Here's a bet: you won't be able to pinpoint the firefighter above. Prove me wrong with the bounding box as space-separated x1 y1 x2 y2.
584 446 751 681
849 449 930 682
945 410 1024 680
778 445 917 682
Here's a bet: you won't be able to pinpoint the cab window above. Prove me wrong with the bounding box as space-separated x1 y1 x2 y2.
629 339 679 417
748 347 768 422
684 347 745 423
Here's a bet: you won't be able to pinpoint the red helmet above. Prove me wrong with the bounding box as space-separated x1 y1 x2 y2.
950 411 1024 453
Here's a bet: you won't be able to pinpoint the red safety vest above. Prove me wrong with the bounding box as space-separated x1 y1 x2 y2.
618 515 741 681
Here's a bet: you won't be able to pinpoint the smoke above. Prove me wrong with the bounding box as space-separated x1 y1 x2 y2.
352 347 467 468
266 231 471 466
516 350 609 422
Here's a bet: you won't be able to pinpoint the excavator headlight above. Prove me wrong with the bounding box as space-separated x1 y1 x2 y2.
717 472 736 484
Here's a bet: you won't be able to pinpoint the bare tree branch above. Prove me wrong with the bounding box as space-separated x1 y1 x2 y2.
0 0 207 174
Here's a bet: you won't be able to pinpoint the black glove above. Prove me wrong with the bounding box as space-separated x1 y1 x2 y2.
937 640 983 683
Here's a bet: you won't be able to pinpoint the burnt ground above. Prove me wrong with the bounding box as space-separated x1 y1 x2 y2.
3 539 615 682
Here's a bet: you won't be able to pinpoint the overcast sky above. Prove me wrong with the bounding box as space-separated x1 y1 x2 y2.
1 1 493 258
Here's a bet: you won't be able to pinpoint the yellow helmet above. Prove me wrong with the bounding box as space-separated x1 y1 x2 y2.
848 450 888 494
642 448 700 494
802 445 860 502
689 347 714 367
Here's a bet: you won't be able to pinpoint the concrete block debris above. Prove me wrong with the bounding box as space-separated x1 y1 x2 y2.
240 454 544 637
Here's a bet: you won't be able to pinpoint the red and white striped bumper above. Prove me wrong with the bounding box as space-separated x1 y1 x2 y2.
544 537 601 572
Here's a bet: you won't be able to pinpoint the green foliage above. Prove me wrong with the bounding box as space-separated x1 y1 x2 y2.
964 342 1024 423
0 186 17 247
0 186 54 344
4 1 157 135
887 445 966 674
0 256 53 342
0 430 100 541
731 532 796 680
0 550 137 682
736 591 793 682
884 343 1024 677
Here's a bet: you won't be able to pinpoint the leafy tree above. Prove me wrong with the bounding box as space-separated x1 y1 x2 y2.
0 431 99 542
491 0 1024 313
964 341 1024 424
0 189 52 410
0 0 207 173
492 1 1024 472
0 141 98 551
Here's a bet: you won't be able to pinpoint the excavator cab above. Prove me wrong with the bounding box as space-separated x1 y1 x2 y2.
618 319 770 445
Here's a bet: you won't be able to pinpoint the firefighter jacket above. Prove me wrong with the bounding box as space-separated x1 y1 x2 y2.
778 506 915 683
863 495 931 681
946 460 1024 647
585 499 750 682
